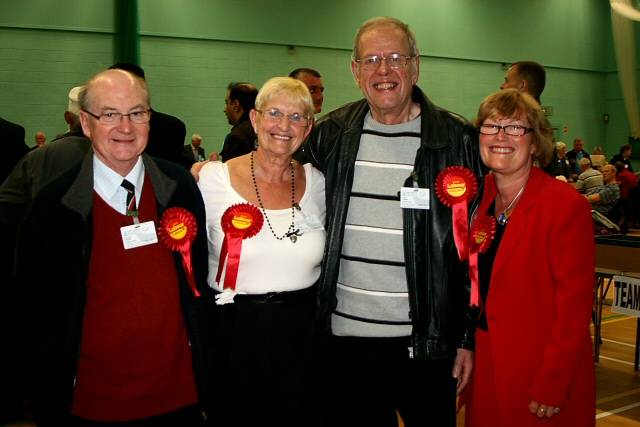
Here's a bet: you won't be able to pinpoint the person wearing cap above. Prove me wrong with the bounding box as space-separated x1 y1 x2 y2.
52 85 86 142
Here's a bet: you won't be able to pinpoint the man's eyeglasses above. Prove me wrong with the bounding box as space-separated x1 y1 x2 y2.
256 108 311 127
83 109 151 124
354 53 416 70
479 124 533 137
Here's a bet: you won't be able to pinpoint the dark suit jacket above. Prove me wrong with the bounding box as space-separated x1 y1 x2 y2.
219 117 255 162
145 110 186 165
16 152 211 425
0 117 28 184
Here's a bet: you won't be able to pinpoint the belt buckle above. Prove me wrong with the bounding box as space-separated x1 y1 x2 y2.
264 292 277 302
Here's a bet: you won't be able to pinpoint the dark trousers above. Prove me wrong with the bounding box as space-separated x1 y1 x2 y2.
209 288 316 427
68 404 206 426
315 335 457 427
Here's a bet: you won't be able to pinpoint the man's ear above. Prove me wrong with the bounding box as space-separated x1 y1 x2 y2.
351 60 360 87
79 111 92 139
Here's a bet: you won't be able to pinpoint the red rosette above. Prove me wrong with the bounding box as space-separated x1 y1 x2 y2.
470 214 497 254
435 166 478 208
435 167 478 261
468 214 497 308
158 207 200 297
216 203 263 290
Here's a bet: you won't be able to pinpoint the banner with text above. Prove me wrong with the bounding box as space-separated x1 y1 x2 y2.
612 275 640 317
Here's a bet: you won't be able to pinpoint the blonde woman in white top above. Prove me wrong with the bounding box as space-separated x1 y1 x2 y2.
198 77 325 427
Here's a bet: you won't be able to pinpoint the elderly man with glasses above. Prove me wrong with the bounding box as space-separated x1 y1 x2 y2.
300 16 483 427
16 68 211 426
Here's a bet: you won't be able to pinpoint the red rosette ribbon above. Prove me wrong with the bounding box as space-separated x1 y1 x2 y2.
435 166 478 261
468 214 497 307
158 207 200 298
216 203 263 290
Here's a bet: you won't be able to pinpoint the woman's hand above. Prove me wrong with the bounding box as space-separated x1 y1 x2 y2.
190 160 210 182
528 399 560 418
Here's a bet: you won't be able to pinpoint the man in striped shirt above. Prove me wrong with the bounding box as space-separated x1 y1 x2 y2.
304 16 483 427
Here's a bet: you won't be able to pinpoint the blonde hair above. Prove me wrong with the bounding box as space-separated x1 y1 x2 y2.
255 77 314 118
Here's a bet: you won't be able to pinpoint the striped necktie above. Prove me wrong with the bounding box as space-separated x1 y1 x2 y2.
120 179 138 217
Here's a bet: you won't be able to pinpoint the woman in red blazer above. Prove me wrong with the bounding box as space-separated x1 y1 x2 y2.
465 89 595 426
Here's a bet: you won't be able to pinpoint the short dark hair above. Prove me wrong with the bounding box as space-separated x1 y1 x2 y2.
289 68 322 79
620 143 632 154
614 161 626 173
511 61 546 102
227 82 258 113
109 63 145 79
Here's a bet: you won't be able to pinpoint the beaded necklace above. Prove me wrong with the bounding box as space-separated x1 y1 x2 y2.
250 151 300 242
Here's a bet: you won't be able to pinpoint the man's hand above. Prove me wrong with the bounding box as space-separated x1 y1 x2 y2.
452 348 473 395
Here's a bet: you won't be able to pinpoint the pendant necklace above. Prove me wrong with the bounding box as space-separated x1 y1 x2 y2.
496 182 526 226
250 151 301 242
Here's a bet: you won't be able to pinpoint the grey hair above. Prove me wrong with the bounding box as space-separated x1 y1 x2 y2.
352 16 419 60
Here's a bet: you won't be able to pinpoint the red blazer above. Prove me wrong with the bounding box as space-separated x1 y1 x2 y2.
473 167 595 425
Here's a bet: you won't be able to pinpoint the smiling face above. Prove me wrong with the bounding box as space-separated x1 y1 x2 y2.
250 93 312 159
479 113 536 178
80 70 150 176
351 24 419 124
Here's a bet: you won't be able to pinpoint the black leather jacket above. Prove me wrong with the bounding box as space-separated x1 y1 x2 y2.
303 86 483 360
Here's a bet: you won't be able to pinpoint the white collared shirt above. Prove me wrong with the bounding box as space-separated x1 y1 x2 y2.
93 155 145 215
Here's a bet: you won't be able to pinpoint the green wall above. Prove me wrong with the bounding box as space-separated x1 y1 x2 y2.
0 0 632 161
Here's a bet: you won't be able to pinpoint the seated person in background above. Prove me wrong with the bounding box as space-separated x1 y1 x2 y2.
545 141 573 181
615 161 638 229
615 161 638 200
566 138 590 176
610 143 634 173
590 146 607 169
575 157 603 194
585 164 620 216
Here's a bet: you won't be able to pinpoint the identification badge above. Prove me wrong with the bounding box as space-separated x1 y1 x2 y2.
120 220 158 250
400 187 430 210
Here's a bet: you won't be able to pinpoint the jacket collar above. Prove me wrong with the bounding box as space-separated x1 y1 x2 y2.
61 150 176 220
481 167 546 277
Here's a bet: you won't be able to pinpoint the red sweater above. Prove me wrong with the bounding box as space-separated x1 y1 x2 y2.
71 178 197 421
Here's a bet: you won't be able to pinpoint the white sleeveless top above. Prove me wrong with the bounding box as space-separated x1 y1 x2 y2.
198 161 326 294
